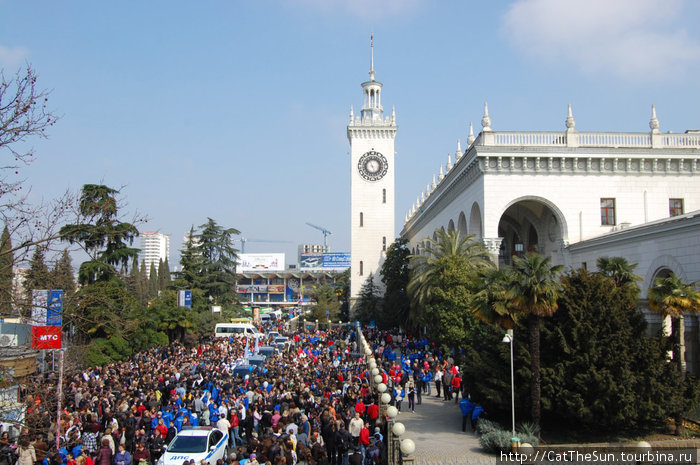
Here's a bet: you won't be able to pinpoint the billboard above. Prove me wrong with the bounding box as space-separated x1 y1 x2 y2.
47 290 63 326
31 290 64 326
300 253 323 269
238 253 285 272
177 290 192 308
237 284 268 294
267 285 285 294
322 253 351 268
300 252 351 269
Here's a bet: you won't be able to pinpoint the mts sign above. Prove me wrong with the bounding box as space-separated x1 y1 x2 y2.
32 326 62 349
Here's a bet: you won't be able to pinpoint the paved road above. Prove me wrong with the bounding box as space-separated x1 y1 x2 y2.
394 392 496 464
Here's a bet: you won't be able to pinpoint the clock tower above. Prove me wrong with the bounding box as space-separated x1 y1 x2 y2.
347 35 397 308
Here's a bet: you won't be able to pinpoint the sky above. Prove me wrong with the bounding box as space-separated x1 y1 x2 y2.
2 0 699 269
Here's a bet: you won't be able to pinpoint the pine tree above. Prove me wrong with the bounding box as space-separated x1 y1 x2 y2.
50 249 76 296
25 246 51 305
354 273 382 324
540 269 685 432
0 226 14 314
175 226 204 290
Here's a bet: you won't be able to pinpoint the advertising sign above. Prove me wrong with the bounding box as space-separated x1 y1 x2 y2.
31 290 48 327
47 290 63 326
31 326 62 350
322 253 351 268
267 285 285 294
239 253 285 272
300 253 323 269
177 290 192 308
237 285 268 294
300 253 350 269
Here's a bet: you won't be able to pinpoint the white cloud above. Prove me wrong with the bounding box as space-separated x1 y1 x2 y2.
290 0 422 20
502 0 700 81
0 45 29 69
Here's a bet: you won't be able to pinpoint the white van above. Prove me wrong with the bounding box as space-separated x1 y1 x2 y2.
214 323 262 338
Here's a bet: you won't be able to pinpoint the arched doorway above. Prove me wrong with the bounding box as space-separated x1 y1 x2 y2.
496 198 566 267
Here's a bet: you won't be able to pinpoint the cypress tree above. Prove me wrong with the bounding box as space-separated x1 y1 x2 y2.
0 226 13 314
148 262 158 299
158 258 171 291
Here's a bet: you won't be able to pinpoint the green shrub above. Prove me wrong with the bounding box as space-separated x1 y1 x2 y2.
475 418 500 436
479 429 513 453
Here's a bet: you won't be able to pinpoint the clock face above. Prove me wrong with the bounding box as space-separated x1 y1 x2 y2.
358 151 388 181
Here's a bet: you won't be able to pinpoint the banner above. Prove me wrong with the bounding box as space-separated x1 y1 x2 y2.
47 290 63 326
178 290 192 308
300 253 350 269
239 253 285 272
237 285 268 293
267 285 285 294
31 326 62 350
322 253 351 268
300 253 323 269
31 290 48 327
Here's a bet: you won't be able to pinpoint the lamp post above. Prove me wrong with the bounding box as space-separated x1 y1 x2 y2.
502 329 515 438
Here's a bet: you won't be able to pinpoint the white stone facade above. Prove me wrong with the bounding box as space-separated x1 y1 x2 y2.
401 104 700 372
402 105 700 269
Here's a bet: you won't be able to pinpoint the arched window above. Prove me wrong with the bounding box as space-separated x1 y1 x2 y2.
359 261 364 276
382 189 386 204
382 236 386 251
360 212 364 227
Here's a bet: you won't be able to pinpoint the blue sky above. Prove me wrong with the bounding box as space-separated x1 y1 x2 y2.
2 0 699 268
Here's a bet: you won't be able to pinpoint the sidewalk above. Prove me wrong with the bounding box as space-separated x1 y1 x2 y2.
395 392 496 464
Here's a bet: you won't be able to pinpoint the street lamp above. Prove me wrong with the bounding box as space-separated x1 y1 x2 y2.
502 329 515 438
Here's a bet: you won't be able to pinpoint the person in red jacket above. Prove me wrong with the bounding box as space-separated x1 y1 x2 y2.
355 399 366 418
358 424 370 463
366 401 379 431
452 371 462 404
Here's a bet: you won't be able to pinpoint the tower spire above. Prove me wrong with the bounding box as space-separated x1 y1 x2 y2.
369 33 375 81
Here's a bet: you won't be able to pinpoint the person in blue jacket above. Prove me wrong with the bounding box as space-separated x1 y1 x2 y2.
471 403 484 430
459 398 474 432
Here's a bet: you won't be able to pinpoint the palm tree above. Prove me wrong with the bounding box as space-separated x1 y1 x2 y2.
471 267 517 330
648 272 700 434
508 252 563 427
407 228 492 329
596 256 642 293
648 273 700 374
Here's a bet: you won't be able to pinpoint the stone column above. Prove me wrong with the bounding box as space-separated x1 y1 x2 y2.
483 237 504 267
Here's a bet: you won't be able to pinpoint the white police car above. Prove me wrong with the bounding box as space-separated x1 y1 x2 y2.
157 427 228 465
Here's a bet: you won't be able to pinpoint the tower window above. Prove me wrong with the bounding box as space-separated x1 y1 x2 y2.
669 199 684 217
600 198 616 225
360 212 364 227
359 261 364 276
382 236 386 251
382 189 386 204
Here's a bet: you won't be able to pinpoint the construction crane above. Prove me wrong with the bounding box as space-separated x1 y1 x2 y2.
235 237 292 254
305 222 332 248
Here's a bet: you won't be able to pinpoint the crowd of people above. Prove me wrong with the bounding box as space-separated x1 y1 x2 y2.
6 319 484 465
